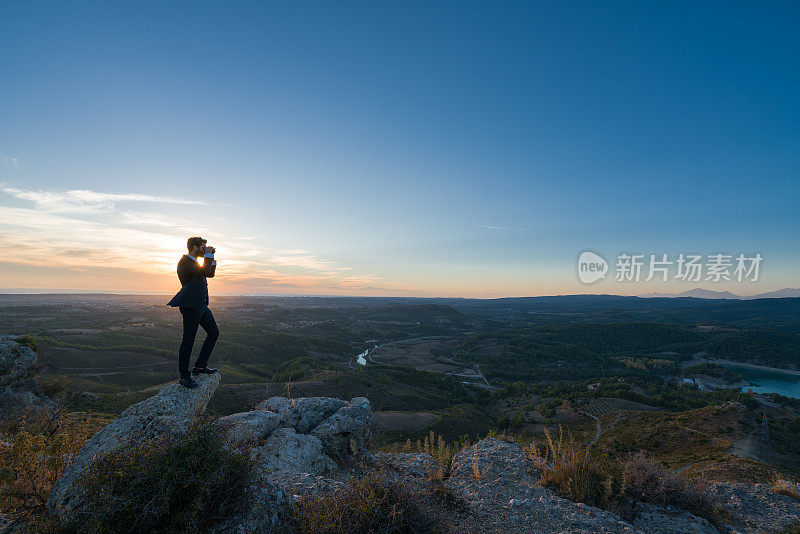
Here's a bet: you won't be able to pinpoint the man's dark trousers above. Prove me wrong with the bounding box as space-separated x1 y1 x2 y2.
178 306 219 379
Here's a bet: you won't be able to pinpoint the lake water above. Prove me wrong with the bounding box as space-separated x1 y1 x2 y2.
720 363 800 398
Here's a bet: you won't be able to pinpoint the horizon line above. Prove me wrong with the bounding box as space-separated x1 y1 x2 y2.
0 289 797 300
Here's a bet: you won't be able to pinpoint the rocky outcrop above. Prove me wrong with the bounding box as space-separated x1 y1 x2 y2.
224 395 373 468
310 397 373 464
251 427 336 475
208 395 374 531
0 336 56 419
47 373 221 522
708 481 800 533
217 409 283 446
44 374 376 531
43 368 797 534
255 396 347 433
438 438 723 534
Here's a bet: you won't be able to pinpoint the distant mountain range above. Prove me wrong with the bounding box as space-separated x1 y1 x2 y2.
639 287 800 300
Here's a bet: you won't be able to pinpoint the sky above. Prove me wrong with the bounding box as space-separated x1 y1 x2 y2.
1 1 798 297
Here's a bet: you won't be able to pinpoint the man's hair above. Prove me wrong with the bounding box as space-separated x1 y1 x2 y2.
187 236 207 252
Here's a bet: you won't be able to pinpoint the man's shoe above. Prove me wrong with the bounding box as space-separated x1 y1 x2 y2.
192 366 218 374
179 377 199 388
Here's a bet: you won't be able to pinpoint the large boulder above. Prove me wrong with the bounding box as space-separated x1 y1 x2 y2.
310 397 373 464
47 373 221 522
255 396 348 433
217 410 283 446
0 336 56 419
251 427 336 476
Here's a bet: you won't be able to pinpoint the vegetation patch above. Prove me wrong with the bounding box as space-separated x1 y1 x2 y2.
61 422 253 533
534 428 721 526
289 471 448 534
0 412 101 523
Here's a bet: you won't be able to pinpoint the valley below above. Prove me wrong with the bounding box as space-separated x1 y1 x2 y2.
2 293 800 532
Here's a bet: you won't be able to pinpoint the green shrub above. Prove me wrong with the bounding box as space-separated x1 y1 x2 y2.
63 422 254 533
38 375 68 399
13 334 38 352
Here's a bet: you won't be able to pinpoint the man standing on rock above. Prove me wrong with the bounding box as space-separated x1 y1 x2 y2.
167 237 220 388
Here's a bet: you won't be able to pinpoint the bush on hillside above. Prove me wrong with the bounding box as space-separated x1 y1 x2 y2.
621 451 718 521
534 428 720 525
535 427 624 512
289 471 448 534
61 421 254 533
13 334 38 352
0 412 99 522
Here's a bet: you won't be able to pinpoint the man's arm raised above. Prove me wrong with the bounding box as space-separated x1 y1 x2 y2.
201 250 217 278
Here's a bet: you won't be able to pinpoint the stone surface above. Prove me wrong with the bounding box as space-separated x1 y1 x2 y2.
445 438 637 533
255 396 348 434
0 336 56 419
293 397 349 433
46 373 221 522
218 410 283 446
255 396 294 419
630 502 717 534
374 452 443 478
708 481 800 533
310 397 374 464
208 471 287 534
251 427 336 476
449 438 531 481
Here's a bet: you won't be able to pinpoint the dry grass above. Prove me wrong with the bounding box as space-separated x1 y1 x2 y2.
535 427 621 511
621 451 719 522
0 410 100 522
289 471 446 534
532 427 721 525
388 431 475 480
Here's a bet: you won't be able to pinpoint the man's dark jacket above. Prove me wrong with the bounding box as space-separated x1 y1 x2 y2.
167 255 216 308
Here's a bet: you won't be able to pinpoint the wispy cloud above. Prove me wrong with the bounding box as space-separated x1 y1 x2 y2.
1 155 19 168
119 210 200 228
0 184 409 294
473 224 528 231
1 186 208 214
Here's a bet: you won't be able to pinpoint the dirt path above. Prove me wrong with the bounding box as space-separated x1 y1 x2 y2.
56 361 173 372
582 411 622 457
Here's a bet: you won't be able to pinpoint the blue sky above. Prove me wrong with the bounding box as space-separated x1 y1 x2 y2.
1 1 798 296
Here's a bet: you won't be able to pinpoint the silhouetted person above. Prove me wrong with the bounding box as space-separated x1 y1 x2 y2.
167 236 219 388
